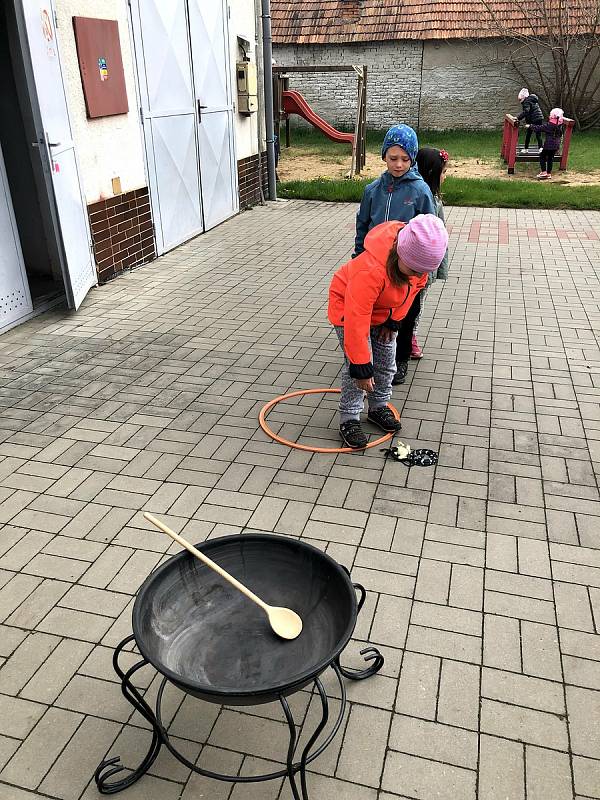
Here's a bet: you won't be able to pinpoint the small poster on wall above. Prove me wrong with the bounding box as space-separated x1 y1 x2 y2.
73 17 128 118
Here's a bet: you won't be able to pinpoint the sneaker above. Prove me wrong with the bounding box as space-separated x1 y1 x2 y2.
339 419 368 449
538 147 544 154
536 171 548 179
392 360 409 385
410 335 423 359
367 406 402 433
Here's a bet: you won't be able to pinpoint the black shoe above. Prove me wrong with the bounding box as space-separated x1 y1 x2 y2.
392 361 409 386
367 406 402 432
339 419 368 449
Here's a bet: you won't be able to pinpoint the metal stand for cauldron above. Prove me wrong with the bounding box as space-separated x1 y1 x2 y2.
94 602 383 800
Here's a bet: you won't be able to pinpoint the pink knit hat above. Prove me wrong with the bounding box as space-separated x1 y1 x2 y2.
549 107 564 124
396 214 449 274
518 88 529 102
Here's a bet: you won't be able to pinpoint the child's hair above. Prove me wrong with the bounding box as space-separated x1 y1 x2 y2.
416 147 449 198
386 243 409 288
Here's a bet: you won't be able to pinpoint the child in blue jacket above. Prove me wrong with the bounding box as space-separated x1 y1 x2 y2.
354 124 435 384
354 124 435 256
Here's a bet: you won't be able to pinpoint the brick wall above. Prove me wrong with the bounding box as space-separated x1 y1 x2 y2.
273 39 558 131
420 40 524 129
274 41 423 130
88 187 156 284
238 152 269 208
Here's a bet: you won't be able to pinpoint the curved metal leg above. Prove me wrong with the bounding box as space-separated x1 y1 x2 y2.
337 582 385 679
94 635 163 794
336 645 384 680
280 694 301 800
300 676 329 800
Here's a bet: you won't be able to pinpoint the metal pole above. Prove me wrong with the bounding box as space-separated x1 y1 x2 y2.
260 0 277 200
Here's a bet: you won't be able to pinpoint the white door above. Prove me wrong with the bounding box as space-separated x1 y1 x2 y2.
20 1 96 310
130 0 204 254
0 142 34 332
188 0 238 230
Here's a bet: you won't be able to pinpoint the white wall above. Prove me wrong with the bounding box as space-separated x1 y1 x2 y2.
229 0 260 159
55 0 146 204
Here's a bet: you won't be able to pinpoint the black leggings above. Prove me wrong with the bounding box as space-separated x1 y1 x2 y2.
395 291 421 366
524 128 543 149
539 149 557 173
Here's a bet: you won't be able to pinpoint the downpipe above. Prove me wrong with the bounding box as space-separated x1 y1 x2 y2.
260 0 277 200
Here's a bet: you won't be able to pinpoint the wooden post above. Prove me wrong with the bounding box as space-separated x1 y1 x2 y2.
283 76 290 148
361 66 367 170
350 67 362 177
560 118 575 170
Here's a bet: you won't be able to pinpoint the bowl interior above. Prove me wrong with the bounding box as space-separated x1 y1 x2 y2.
133 535 356 698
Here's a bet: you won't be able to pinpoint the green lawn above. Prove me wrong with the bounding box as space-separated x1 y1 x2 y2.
278 127 600 208
279 175 600 210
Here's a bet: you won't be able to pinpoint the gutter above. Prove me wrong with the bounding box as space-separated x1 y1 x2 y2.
260 0 277 200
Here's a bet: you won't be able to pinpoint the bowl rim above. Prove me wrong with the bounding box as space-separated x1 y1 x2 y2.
132 532 358 699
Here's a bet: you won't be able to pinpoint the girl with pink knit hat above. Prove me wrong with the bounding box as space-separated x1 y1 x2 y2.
527 108 565 179
328 214 448 449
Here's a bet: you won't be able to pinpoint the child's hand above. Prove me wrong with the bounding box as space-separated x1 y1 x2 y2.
355 377 375 392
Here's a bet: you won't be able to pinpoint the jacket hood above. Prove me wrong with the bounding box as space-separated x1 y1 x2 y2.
363 220 402 265
381 168 423 187
527 94 539 102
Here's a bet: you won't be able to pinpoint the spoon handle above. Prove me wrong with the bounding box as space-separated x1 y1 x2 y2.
143 512 268 611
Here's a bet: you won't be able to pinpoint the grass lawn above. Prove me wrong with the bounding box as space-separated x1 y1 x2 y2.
278 127 600 208
279 176 600 210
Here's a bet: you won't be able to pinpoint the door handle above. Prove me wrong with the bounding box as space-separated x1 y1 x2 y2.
197 100 208 121
48 141 61 147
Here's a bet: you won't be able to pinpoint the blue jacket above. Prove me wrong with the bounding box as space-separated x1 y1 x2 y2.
354 169 435 255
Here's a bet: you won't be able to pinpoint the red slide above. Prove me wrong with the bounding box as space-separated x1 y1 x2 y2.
282 90 354 145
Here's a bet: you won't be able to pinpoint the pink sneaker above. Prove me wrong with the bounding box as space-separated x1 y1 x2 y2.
410 335 423 359
537 171 548 180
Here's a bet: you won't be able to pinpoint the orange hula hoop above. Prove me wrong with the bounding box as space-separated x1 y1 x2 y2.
258 388 400 454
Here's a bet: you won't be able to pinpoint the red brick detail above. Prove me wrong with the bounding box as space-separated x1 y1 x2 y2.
87 187 156 284
238 152 269 209
498 220 509 244
468 221 481 243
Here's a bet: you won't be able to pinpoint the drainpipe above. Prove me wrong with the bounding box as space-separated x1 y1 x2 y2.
260 0 277 200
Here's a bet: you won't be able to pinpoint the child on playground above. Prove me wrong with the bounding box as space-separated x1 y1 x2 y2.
329 214 449 449
527 108 565 180
517 88 544 150
400 147 451 360
354 124 435 256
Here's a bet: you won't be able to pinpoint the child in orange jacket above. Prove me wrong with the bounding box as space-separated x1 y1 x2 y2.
328 214 449 449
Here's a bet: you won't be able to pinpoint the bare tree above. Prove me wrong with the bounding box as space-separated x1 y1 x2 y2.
481 0 600 128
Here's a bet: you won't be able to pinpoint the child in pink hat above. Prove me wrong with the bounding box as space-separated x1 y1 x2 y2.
328 215 448 449
527 108 565 179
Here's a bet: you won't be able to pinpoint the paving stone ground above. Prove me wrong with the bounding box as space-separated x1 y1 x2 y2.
0 199 599 800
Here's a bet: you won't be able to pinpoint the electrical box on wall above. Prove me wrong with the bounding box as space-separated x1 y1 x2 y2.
236 61 258 115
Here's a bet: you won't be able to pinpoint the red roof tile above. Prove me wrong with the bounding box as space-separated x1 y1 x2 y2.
272 0 600 44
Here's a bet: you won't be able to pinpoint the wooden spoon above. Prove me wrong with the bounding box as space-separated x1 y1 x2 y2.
143 512 303 640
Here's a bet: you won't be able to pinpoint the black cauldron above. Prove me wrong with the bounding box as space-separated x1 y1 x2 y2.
133 533 357 704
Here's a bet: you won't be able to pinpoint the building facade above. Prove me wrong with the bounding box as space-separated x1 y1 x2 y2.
0 0 268 334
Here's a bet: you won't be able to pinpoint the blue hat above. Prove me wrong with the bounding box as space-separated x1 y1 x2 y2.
381 124 419 164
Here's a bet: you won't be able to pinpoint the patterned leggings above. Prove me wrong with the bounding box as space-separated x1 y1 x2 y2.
334 325 397 422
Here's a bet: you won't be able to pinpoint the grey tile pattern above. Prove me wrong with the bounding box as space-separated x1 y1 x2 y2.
0 200 600 798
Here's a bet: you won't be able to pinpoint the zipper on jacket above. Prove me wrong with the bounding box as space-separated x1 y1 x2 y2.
385 184 393 221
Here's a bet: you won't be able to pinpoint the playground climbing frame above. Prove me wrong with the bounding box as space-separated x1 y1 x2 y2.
273 65 367 177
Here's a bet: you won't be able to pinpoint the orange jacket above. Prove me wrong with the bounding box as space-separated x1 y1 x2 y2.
328 221 427 377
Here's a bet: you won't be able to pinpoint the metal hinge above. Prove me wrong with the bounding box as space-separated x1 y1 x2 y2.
139 107 144 125
53 10 58 27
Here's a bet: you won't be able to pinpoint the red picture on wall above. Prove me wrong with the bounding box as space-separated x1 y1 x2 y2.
73 17 129 119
